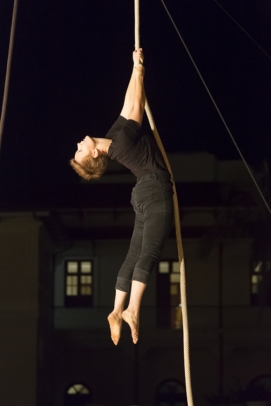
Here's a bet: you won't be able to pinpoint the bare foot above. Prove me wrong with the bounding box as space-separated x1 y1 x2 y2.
122 309 139 344
107 312 122 345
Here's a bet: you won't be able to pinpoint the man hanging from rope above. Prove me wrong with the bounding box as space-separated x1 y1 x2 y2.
70 49 173 344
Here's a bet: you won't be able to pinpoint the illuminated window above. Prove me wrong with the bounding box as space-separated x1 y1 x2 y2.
157 260 181 329
67 384 90 395
65 261 93 307
65 383 92 406
251 260 271 307
159 261 170 274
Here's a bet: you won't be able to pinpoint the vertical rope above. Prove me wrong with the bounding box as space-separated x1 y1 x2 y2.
0 0 19 153
134 2 194 406
134 0 140 50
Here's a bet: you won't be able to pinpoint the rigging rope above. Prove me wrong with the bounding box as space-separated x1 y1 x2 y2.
0 0 19 153
213 0 271 62
134 2 194 406
160 0 271 216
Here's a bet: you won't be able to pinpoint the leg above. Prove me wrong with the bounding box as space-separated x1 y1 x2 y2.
132 210 173 284
132 180 173 285
122 211 171 344
115 210 145 292
123 179 173 344
107 289 127 345
112 179 173 344
122 280 146 344
108 208 144 344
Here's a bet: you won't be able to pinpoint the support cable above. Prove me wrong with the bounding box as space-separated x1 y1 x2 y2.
160 0 271 216
213 0 271 62
0 0 19 153
134 2 194 406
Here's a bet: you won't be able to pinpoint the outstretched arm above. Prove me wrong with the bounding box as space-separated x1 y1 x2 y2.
127 65 145 124
120 49 145 124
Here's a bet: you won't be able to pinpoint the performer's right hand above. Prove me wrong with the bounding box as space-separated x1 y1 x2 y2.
133 48 144 66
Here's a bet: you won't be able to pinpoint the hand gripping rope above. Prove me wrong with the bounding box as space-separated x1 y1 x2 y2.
134 2 194 406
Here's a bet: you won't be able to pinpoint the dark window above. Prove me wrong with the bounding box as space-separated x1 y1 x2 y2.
65 261 93 307
251 260 271 307
65 384 92 406
245 374 271 401
156 379 186 406
157 261 181 328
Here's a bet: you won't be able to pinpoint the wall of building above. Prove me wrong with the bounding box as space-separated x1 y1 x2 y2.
0 214 41 406
1 155 270 406
52 233 271 405
37 223 55 406
54 239 160 330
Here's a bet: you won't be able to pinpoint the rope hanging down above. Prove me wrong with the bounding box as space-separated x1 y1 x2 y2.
0 0 19 152
134 2 194 406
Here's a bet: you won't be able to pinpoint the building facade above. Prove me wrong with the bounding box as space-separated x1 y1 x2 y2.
0 153 270 406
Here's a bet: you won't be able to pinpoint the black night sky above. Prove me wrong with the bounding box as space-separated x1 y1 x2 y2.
0 0 271 208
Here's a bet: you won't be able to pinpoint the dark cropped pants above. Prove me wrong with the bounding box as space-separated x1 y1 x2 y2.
115 172 174 292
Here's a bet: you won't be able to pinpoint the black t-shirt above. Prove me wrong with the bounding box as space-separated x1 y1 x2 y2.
105 115 168 179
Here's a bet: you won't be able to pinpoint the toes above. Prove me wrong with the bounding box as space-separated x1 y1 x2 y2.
122 311 139 343
112 335 120 345
132 328 138 344
108 313 122 345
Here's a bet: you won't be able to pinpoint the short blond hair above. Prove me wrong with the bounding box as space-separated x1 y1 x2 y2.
70 152 109 180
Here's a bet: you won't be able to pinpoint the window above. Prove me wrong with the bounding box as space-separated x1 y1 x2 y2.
65 384 92 406
157 260 181 329
251 260 271 306
65 260 93 307
156 379 186 406
245 374 271 401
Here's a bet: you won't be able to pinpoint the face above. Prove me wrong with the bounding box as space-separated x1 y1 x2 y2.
74 136 97 163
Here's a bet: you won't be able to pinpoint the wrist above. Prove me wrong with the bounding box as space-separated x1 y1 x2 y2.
133 64 144 73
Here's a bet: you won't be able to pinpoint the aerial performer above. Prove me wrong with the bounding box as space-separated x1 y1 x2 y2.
70 49 174 345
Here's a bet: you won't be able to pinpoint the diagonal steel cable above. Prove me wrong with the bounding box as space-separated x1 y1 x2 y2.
160 0 271 216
